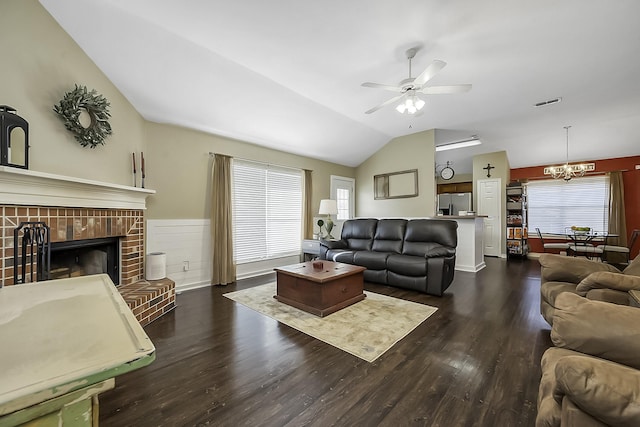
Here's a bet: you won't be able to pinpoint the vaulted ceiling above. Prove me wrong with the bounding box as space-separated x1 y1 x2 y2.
40 0 640 174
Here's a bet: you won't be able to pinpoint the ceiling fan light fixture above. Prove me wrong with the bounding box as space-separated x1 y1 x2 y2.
362 50 470 115
396 92 425 115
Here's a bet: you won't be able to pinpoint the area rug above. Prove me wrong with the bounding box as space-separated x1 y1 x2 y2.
223 283 437 362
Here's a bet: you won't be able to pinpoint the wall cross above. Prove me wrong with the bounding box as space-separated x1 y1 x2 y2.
483 163 495 178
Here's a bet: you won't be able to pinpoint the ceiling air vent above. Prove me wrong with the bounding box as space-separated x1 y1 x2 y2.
534 97 562 107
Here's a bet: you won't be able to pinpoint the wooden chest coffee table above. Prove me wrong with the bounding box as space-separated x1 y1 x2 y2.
274 261 366 317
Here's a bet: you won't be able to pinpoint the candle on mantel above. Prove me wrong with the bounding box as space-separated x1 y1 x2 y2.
132 152 137 174
141 152 145 177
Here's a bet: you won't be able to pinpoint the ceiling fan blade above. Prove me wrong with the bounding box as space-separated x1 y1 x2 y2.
420 84 472 95
361 82 403 92
365 94 405 114
413 60 447 86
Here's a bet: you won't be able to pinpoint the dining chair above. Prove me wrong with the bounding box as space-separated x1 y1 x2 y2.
535 228 570 253
598 229 640 266
565 227 604 260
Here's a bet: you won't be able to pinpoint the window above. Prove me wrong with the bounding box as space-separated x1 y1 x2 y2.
232 160 302 263
526 175 609 234
330 175 355 220
336 188 350 220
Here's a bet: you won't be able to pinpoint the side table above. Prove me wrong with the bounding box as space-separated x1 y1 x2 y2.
629 290 640 308
302 239 321 261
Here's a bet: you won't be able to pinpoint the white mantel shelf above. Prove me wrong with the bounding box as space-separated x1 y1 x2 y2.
0 166 155 210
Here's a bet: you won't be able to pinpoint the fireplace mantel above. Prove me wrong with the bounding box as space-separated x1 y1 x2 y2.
0 166 155 210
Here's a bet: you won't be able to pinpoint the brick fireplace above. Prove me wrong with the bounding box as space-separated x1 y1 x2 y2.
0 205 144 286
0 166 176 326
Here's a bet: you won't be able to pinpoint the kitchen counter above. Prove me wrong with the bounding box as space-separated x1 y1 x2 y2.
0 274 155 426
433 215 487 272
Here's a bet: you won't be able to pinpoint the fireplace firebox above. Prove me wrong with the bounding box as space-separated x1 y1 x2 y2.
49 237 119 285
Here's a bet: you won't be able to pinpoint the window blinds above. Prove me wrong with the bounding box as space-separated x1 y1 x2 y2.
526 175 609 235
232 159 302 263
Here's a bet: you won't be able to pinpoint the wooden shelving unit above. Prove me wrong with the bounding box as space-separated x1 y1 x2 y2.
506 185 528 258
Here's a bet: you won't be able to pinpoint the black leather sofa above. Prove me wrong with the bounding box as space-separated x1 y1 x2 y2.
319 218 458 296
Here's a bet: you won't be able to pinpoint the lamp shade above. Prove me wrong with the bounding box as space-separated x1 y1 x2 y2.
318 199 338 215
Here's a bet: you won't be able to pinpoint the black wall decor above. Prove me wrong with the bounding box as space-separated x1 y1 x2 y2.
0 105 29 169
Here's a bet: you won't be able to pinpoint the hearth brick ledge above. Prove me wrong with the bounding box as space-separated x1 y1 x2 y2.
118 277 176 327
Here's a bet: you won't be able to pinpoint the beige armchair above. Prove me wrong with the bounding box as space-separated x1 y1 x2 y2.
539 253 640 325
537 292 640 427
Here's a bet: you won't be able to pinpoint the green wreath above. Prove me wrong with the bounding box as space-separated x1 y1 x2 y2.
53 84 112 148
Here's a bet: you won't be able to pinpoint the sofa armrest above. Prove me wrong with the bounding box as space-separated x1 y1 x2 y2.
424 246 456 258
319 239 347 250
576 271 640 295
551 292 640 369
539 253 619 285
553 355 640 426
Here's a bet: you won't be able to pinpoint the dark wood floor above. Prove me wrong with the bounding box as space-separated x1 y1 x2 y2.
100 257 552 426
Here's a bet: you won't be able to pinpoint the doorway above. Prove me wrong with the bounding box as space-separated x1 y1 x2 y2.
330 175 355 238
477 178 502 257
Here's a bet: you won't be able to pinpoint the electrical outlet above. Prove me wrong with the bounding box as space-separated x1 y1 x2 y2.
635 164 640 170
183 261 189 271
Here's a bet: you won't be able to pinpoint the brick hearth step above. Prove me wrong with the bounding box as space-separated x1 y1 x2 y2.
118 278 176 327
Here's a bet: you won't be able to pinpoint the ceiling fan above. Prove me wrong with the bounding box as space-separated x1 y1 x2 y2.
362 48 472 115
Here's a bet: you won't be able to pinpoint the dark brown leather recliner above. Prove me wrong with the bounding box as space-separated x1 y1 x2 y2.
319 218 457 296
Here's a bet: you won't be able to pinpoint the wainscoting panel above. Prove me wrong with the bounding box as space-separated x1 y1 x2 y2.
146 219 212 292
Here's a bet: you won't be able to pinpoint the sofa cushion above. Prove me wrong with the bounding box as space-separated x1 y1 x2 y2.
551 292 640 369
387 254 426 276
540 281 579 308
554 354 640 427
341 218 378 251
538 347 640 427
623 255 640 276
539 253 619 285
402 219 457 256
326 249 355 264
576 271 640 295
364 269 387 284
371 219 406 253
538 347 576 427
388 271 427 292
353 251 391 270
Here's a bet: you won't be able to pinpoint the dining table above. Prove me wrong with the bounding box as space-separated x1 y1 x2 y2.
543 229 619 259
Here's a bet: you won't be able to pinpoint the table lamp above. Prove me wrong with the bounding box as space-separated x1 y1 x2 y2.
318 199 338 239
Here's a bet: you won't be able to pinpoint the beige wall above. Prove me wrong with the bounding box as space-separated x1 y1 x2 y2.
144 122 355 220
355 130 436 217
0 0 146 185
472 151 510 256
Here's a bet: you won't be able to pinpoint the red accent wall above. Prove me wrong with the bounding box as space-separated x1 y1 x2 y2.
510 155 640 258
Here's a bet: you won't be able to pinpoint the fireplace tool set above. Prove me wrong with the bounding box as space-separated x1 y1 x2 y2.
12 222 50 285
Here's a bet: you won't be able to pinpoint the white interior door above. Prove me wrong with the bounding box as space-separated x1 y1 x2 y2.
477 178 502 257
330 175 355 238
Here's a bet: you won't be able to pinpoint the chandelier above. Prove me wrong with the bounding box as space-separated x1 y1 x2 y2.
547 126 588 181
396 89 425 114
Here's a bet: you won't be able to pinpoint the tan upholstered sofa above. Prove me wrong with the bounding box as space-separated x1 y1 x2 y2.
539 253 640 325
536 292 640 427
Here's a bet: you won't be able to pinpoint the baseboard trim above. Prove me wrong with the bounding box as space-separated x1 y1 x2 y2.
176 280 211 294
